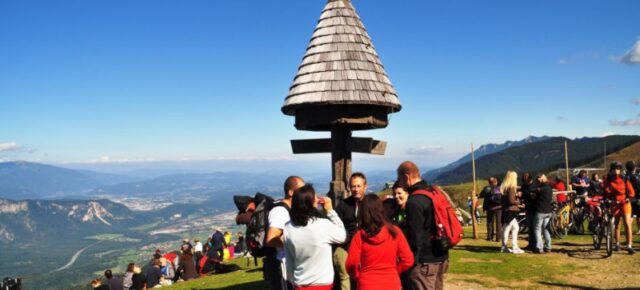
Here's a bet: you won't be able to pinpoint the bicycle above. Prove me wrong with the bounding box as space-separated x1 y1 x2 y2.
550 200 572 239
569 193 589 234
588 198 619 257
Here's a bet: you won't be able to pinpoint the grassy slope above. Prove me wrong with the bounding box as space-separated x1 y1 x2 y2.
163 225 640 290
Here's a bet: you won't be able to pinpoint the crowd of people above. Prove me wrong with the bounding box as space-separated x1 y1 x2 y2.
88 159 639 290
263 161 449 290
90 229 247 289
479 160 639 255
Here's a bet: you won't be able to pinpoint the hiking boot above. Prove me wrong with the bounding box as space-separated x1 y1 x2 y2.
614 244 621 251
500 246 512 253
628 247 636 255
543 248 551 253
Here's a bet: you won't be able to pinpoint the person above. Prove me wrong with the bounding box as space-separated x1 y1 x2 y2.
605 161 636 254
194 239 203 273
572 170 591 197
211 227 227 261
104 269 123 290
589 173 603 197
520 173 536 250
265 176 305 290
284 184 346 290
466 197 481 225
145 259 163 288
481 177 502 242
122 263 135 290
553 176 566 191
177 246 198 281
130 266 144 290
159 257 175 284
533 174 553 254
383 181 408 230
500 170 524 254
397 161 449 290
90 278 109 290
345 194 414 290
334 172 368 290
625 161 640 234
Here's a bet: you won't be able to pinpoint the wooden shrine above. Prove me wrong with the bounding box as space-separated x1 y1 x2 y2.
281 0 401 201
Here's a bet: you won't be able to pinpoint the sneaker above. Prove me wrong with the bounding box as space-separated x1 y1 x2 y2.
512 248 525 254
501 246 512 253
543 248 551 253
533 249 544 254
628 247 636 255
614 244 621 251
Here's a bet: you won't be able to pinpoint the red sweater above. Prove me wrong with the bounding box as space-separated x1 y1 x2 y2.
345 226 414 290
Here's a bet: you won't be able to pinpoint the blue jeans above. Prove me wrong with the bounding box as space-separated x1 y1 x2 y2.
534 212 552 251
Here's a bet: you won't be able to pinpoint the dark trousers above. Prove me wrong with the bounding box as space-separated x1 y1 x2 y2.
487 209 503 241
409 260 449 290
526 210 536 247
264 257 292 290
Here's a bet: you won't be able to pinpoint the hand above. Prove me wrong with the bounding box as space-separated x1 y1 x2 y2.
322 196 333 212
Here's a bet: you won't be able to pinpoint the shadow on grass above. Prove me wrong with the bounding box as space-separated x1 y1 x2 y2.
539 281 640 289
194 280 266 290
456 244 500 253
554 241 589 247
244 268 263 273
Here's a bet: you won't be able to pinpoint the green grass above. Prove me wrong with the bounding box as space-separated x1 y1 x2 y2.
165 258 266 290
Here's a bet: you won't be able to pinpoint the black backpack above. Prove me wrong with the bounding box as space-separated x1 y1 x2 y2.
1 277 22 290
234 192 289 258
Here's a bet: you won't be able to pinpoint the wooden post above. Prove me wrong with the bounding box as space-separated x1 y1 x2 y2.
471 143 478 239
564 141 571 190
329 127 352 205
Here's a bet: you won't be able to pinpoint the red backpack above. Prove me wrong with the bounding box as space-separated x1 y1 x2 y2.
413 185 463 249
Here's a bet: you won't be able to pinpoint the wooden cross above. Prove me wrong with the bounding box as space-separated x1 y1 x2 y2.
290 127 387 202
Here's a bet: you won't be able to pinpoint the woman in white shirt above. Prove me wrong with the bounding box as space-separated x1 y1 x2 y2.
284 184 346 290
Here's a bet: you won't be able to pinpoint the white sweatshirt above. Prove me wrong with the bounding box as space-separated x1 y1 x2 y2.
284 210 346 287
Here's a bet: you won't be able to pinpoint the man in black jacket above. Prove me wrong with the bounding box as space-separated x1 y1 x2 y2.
397 161 448 290
334 172 367 290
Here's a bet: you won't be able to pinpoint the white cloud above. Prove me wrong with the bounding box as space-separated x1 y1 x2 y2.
556 59 569 65
634 98 640 105
0 142 21 152
619 40 640 65
556 116 567 121
601 132 616 137
87 156 158 164
406 145 445 156
557 51 599 65
609 119 640 126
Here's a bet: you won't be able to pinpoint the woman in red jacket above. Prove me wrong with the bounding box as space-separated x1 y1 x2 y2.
346 194 414 290
605 161 636 254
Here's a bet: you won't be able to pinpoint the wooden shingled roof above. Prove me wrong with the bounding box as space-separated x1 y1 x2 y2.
281 0 401 116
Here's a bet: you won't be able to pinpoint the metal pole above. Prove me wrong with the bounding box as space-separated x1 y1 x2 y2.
471 143 478 239
565 141 571 190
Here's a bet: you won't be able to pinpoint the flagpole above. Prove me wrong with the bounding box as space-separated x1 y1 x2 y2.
471 143 478 239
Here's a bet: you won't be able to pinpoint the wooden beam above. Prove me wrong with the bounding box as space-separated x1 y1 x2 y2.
348 138 386 155
291 139 331 154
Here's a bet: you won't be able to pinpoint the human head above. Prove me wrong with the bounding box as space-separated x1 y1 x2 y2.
153 258 161 267
397 161 422 189
626 160 636 173
349 172 368 200
126 263 135 273
290 184 320 227
284 176 305 199
521 172 532 184
104 269 113 279
578 170 587 178
591 173 599 181
536 173 548 184
555 176 563 183
133 266 142 274
91 278 102 288
392 181 409 209
500 170 518 193
488 177 498 187
358 194 397 238
609 161 623 176
159 257 167 267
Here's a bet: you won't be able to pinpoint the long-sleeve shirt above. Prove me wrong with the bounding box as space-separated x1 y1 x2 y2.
284 210 346 287
345 226 414 290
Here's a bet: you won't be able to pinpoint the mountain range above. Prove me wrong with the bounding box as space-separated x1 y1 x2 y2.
426 135 640 184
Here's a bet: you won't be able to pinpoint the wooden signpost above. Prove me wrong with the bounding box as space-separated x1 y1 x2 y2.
281 0 401 202
471 143 479 239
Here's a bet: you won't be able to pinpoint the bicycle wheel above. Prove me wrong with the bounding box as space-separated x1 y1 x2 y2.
605 216 614 257
549 214 560 238
591 217 602 250
571 208 585 234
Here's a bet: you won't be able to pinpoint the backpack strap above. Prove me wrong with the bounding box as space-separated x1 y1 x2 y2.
273 201 291 212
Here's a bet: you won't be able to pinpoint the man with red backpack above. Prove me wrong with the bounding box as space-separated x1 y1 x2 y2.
397 161 460 290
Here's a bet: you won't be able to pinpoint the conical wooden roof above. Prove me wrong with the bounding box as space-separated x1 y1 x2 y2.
282 0 401 116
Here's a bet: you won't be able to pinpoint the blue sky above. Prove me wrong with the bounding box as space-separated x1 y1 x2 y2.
0 0 639 172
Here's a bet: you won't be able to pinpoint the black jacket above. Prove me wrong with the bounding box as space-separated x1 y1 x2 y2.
535 183 553 214
336 195 360 250
406 180 448 264
521 182 536 212
211 231 226 250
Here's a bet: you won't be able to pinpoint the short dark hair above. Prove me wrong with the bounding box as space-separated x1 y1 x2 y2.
350 172 367 184
392 180 402 190
104 269 113 279
126 263 135 273
290 184 321 227
626 160 636 172
284 176 304 198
